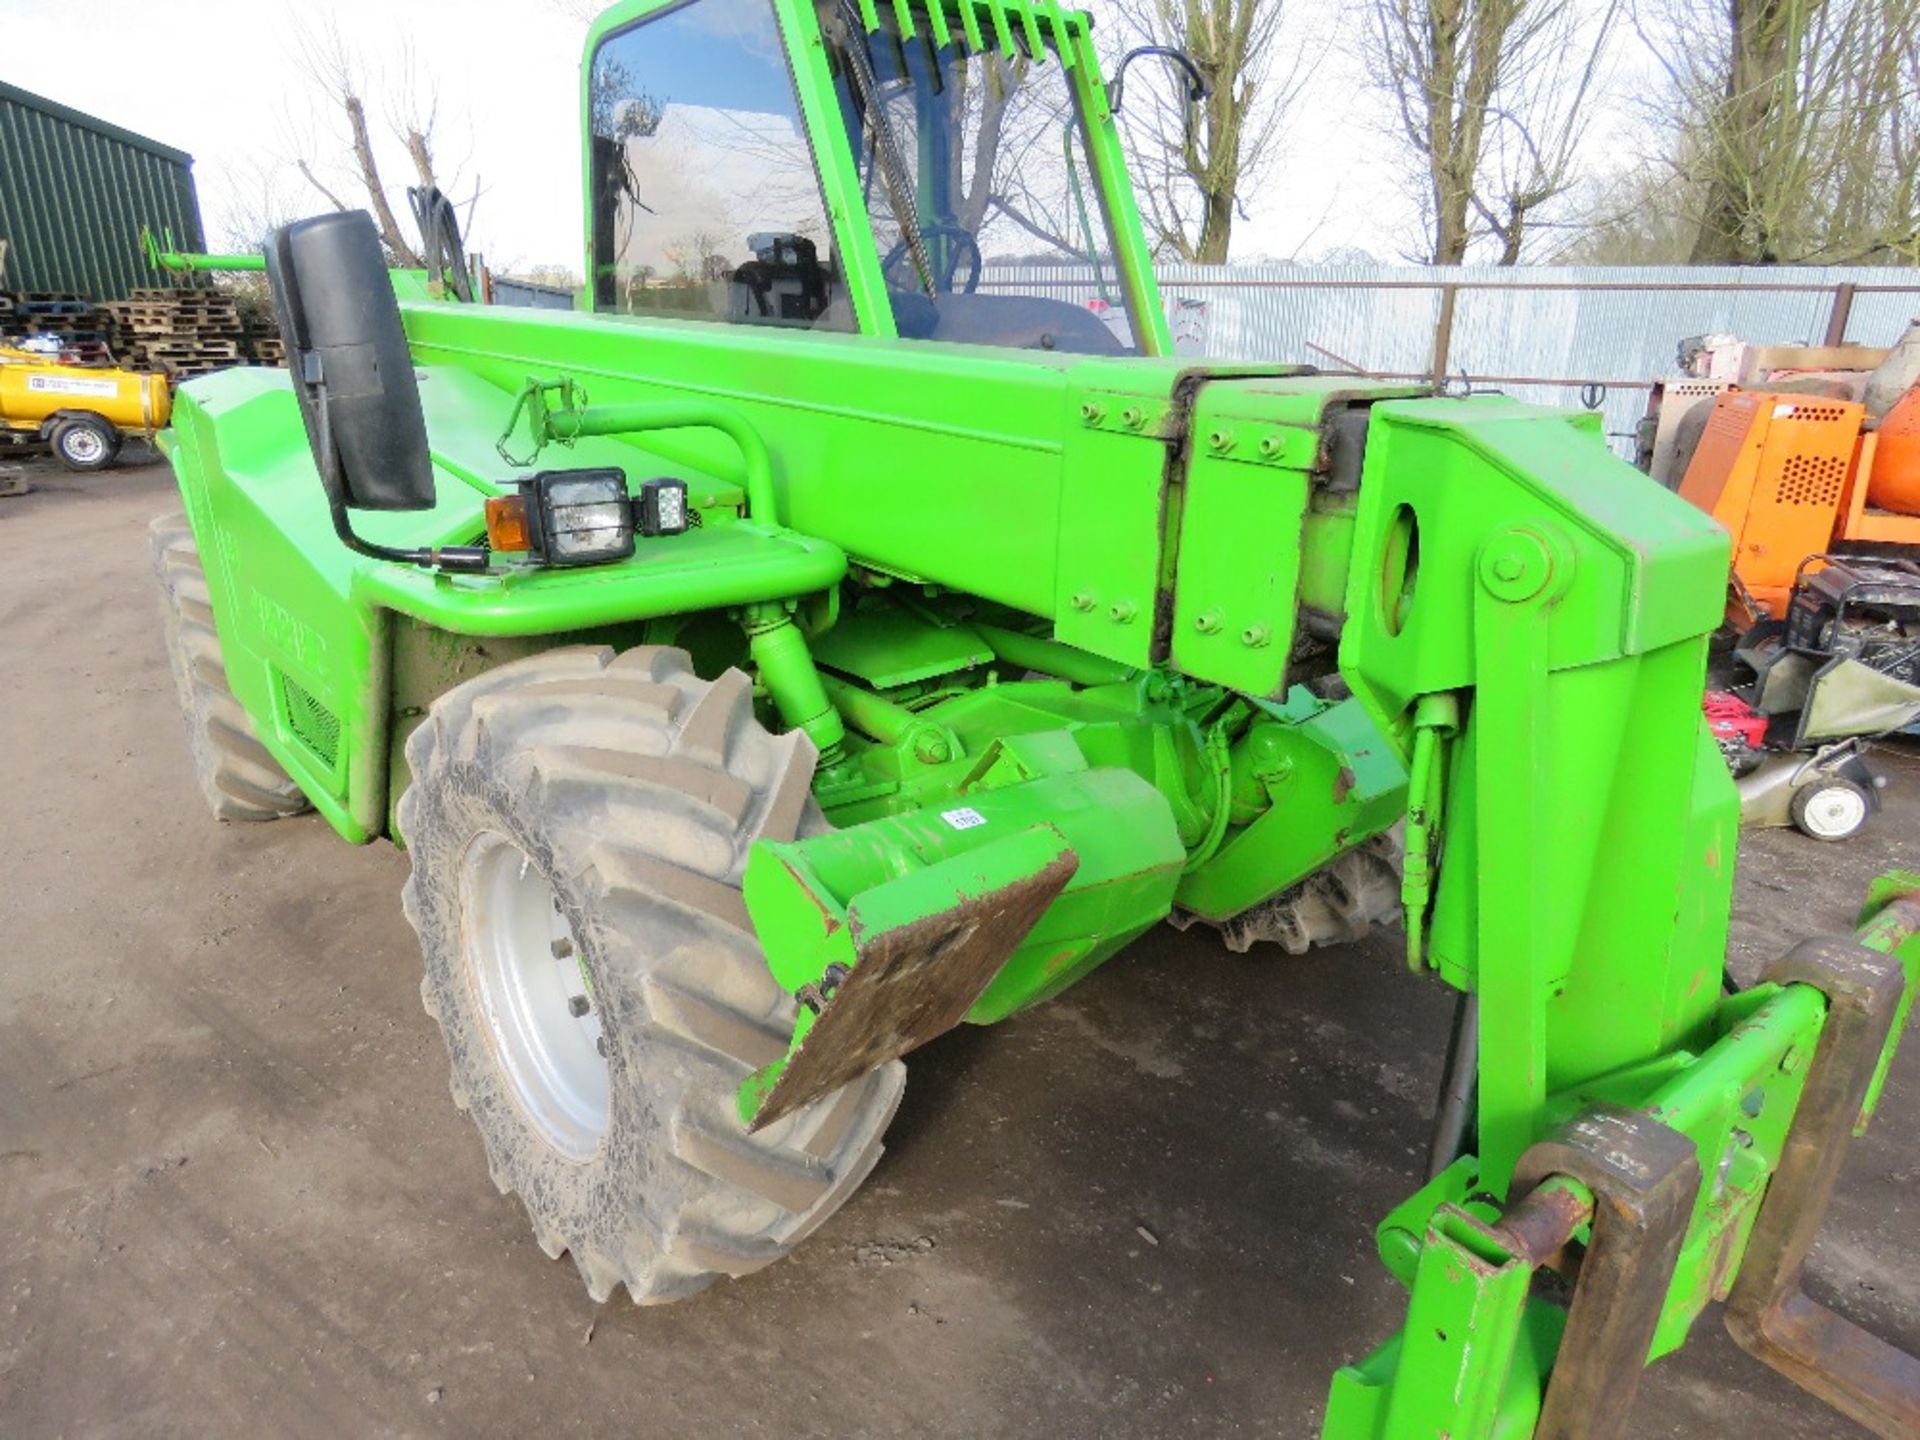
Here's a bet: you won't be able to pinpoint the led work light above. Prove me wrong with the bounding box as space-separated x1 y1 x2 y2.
483 469 691 567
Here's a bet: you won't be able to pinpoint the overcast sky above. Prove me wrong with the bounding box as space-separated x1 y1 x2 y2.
7 0 1578 273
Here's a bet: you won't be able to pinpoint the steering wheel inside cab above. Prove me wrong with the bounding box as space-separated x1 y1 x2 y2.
881 224 982 295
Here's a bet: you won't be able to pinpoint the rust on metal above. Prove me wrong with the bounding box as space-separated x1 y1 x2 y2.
746 850 1079 1131
1509 1105 1703 1440
1494 1180 1590 1271
1723 937 1919 1439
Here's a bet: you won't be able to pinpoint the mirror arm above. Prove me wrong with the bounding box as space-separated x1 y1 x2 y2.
1107 45 1210 116
308 370 489 573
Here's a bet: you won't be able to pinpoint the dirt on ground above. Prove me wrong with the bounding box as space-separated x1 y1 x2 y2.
2 456 1917 1438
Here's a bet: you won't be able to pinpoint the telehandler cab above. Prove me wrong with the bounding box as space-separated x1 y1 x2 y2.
153 0 1920 1432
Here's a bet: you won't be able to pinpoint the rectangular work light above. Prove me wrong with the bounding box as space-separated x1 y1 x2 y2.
530 468 635 565
482 469 690 568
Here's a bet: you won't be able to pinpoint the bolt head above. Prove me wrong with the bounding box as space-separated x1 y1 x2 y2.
1109 601 1138 624
1478 531 1559 602
1241 625 1270 648
1194 611 1222 635
1071 592 1096 612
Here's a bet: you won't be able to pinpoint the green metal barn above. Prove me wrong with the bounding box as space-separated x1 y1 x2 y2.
0 80 204 300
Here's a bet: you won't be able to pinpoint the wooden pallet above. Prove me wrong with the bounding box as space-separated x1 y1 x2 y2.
142 338 240 358
101 285 257 374
0 284 289 375
24 319 112 339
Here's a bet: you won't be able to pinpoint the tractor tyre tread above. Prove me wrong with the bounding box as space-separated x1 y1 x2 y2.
149 512 311 823
397 644 904 1306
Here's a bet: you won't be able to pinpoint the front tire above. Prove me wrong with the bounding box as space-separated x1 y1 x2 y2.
150 513 312 822
398 644 904 1304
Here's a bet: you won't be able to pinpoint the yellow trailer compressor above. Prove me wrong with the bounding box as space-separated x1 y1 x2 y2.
0 346 171 470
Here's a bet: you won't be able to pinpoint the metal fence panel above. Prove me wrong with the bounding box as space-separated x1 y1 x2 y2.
982 262 1920 456
492 276 578 310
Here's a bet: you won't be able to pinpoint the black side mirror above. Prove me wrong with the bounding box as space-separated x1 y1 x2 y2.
265 210 436 512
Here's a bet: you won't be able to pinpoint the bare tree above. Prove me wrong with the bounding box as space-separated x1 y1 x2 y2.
542 0 607 24
288 21 423 265
1548 154 1705 262
1632 0 1920 264
1106 0 1306 262
950 51 1090 259
283 21 488 266
1361 0 1623 264
214 156 304 254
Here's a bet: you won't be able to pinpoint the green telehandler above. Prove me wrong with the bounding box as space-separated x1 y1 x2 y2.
152 0 1920 1432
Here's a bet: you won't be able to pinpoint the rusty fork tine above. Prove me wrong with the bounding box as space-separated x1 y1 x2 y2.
1509 1108 1703 1440
1723 938 1920 1440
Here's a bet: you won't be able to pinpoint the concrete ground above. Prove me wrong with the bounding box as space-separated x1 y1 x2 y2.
2 455 1916 1439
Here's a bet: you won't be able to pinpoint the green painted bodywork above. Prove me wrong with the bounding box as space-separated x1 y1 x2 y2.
746 765 1185 1022
1330 878 1920 1437
157 0 1920 1433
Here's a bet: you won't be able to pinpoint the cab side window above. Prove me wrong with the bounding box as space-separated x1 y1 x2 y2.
588 0 852 330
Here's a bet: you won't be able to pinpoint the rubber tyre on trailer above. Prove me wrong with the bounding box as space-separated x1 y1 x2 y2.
51 414 121 472
150 513 313 822
398 644 905 1305
1789 778 1871 842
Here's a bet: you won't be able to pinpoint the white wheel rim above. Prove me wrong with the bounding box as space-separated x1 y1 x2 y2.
1802 786 1867 839
460 832 608 1160
63 428 106 463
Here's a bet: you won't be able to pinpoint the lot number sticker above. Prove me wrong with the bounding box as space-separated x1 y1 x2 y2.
940 807 988 830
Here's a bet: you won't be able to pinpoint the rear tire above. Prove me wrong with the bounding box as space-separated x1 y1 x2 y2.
51 414 120 472
149 513 312 822
397 644 904 1305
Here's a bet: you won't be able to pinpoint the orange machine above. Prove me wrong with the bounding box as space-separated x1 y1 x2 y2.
1871 382 1920 513
1679 381 1920 619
